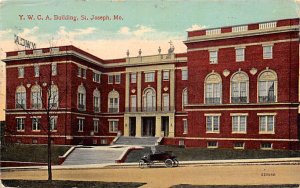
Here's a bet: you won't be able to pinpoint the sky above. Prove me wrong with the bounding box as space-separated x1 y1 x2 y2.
0 0 299 120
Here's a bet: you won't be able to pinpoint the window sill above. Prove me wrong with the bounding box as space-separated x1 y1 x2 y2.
207 146 218 149
17 130 25 132
259 132 275 134
78 131 83 132
206 131 220 134
234 147 245 150
32 130 40 132
51 130 57 132
260 148 273 150
232 132 247 134
183 132 188 135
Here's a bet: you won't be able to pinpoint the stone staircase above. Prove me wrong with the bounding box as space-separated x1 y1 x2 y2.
114 136 160 146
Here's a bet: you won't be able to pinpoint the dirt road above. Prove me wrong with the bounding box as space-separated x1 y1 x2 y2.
1 164 300 187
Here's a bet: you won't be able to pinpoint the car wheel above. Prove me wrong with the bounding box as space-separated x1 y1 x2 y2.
139 160 146 169
165 159 173 168
173 158 179 167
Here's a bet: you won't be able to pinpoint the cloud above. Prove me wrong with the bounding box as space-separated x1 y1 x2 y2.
118 25 155 37
186 24 207 31
57 26 97 40
118 26 130 35
18 26 39 37
0 28 12 38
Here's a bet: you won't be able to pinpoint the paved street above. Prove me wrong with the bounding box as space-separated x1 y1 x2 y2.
1 164 300 188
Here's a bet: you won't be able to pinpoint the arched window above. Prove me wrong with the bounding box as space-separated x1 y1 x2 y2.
93 89 100 112
77 84 86 110
182 88 188 110
258 70 277 103
108 90 119 113
31 85 42 109
143 88 156 111
48 84 58 108
231 72 249 103
205 73 222 104
16 85 26 109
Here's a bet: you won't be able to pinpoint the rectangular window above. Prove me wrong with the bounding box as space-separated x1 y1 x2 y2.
131 73 136 83
206 115 220 133
78 93 85 110
236 48 245 62
109 120 118 133
93 72 101 83
32 118 40 131
145 72 155 82
182 69 188 80
259 115 275 134
32 91 42 109
16 92 26 109
18 67 24 78
51 63 57 76
108 75 114 84
93 120 99 133
115 74 121 84
109 98 119 112
234 142 245 149
78 119 84 132
205 83 221 104
50 116 57 131
82 69 86 78
183 119 188 134
163 71 169 81
232 116 247 133
261 143 272 150
163 94 170 111
258 81 276 102
94 96 100 112
130 95 136 112
263 45 273 59
209 51 218 64
16 118 25 131
77 67 82 77
34 65 39 77
207 141 218 148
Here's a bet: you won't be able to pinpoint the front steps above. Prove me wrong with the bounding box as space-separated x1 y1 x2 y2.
114 136 160 146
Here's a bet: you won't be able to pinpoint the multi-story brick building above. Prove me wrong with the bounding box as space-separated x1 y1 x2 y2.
3 18 300 150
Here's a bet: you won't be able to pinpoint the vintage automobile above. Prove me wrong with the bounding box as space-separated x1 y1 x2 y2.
138 150 179 168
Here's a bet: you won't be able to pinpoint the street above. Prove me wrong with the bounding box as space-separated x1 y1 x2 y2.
1 164 300 187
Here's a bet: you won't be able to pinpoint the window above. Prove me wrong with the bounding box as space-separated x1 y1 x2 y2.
182 69 188 80
130 95 136 112
31 85 42 109
115 74 121 84
163 71 169 81
259 115 275 134
263 45 273 59
232 115 247 133
207 141 218 148
258 70 277 103
109 120 118 133
77 85 86 110
261 142 272 150
143 88 156 111
16 85 26 109
82 69 86 78
108 90 119 112
51 63 57 76
18 67 24 78
145 72 155 82
77 67 82 77
32 117 40 131
16 118 25 131
78 119 84 132
236 48 245 62
205 73 222 104
49 85 58 108
209 50 218 64
50 116 57 131
93 89 100 112
108 75 114 84
34 65 39 77
163 94 169 111
206 115 220 133
231 72 249 103
183 119 188 134
93 72 101 83
131 73 136 83
234 142 245 149
93 119 99 133
182 88 188 110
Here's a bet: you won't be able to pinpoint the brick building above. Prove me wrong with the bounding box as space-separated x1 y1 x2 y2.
3 18 300 150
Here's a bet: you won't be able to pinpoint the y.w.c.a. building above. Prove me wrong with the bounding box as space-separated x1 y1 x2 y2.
3 18 300 150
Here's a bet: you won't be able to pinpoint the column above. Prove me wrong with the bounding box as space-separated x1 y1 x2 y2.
124 115 129 136
168 114 175 137
125 73 130 112
137 72 142 112
157 70 162 111
170 69 175 111
135 115 142 137
155 115 162 137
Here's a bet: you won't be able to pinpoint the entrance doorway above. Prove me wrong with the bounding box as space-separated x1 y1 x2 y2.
161 116 169 137
129 117 136 136
142 117 156 136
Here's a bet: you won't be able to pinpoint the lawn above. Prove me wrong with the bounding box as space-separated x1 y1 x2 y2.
125 145 300 163
1 144 71 165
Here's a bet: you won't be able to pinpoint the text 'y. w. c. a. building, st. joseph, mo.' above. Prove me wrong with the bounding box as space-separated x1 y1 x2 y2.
3 18 300 150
